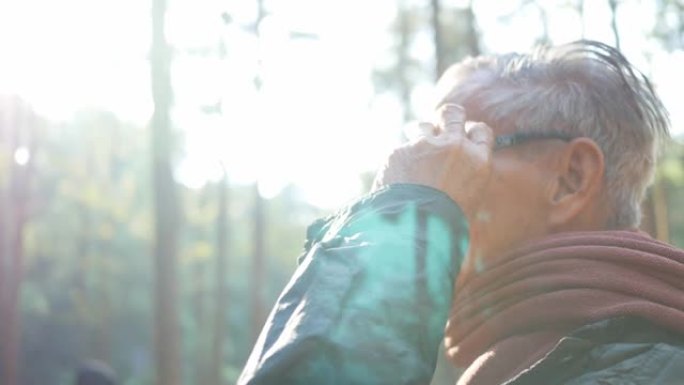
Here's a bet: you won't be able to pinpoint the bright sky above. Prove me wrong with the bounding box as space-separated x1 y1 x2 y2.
0 0 682 208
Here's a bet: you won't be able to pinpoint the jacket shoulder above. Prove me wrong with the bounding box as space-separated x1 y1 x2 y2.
509 317 684 385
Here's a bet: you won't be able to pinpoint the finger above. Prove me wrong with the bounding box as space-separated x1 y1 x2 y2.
424 128 461 147
466 122 494 150
402 121 437 141
437 103 466 136
413 134 445 150
418 122 440 141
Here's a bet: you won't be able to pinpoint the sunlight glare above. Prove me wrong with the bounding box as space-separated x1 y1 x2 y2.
1 0 682 208
13 147 30 166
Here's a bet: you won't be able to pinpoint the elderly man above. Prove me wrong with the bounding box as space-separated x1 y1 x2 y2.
238 41 684 385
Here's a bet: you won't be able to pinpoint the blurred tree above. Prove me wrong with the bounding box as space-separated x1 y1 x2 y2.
661 142 684 247
0 96 39 385
150 0 183 384
250 0 268 345
19 108 154 385
431 0 480 77
608 0 621 50
645 0 684 242
535 2 551 45
653 175 670 242
374 0 481 121
464 0 481 56
210 169 229 385
373 0 421 122
431 0 446 78
653 0 684 50
250 183 266 343
577 0 586 38
643 139 684 244
72 112 124 365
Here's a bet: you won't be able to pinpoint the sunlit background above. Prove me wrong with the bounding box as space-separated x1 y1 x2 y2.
1 0 683 384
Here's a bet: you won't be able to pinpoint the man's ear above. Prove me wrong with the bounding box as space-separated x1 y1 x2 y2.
548 138 605 228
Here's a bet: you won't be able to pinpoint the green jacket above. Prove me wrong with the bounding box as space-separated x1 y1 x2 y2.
238 184 684 385
509 316 684 385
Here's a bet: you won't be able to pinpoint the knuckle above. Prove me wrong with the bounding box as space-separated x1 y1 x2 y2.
388 148 404 162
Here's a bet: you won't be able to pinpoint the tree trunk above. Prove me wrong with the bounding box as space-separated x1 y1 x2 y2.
210 171 229 385
577 0 586 39
652 177 669 242
431 0 446 80
539 6 550 45
0 98 35 385
0 157 20 385
395 0 413 122
192 261 208 385
250 183 266 343
250 0 268 345
465 0 480 56
3 163 24 385
150 0 183 384
0 98 15 385
608 0 621 50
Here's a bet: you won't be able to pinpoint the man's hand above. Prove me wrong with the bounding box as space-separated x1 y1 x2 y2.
372 104 494 219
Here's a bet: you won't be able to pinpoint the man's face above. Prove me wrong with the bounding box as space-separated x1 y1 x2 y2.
462 131 563 275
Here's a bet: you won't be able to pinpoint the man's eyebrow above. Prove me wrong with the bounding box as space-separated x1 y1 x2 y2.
494 132 576 150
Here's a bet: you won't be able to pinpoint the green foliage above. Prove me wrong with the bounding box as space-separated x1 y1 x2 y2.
652 0 684 50
16 107 328 384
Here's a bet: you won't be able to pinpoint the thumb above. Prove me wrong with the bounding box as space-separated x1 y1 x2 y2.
466 122 495 150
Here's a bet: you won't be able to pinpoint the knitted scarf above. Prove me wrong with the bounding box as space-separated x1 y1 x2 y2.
444 231 684 385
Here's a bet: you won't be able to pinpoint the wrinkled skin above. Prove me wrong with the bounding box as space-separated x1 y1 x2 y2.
373 104 495 221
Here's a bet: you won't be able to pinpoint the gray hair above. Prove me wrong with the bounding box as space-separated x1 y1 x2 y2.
435 40 670 229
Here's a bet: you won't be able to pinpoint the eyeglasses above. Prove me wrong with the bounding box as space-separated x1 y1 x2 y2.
494 132 576 150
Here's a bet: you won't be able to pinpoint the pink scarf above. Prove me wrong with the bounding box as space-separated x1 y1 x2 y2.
444 231 684 385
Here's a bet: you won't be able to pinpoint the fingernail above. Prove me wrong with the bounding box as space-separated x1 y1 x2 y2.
403 121 435 140
443 104 464 123
444 103 464 113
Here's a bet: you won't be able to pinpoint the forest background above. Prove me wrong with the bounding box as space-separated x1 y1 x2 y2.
1 0 684 384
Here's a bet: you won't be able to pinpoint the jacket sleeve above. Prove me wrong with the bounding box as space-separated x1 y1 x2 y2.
237 184 469 385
